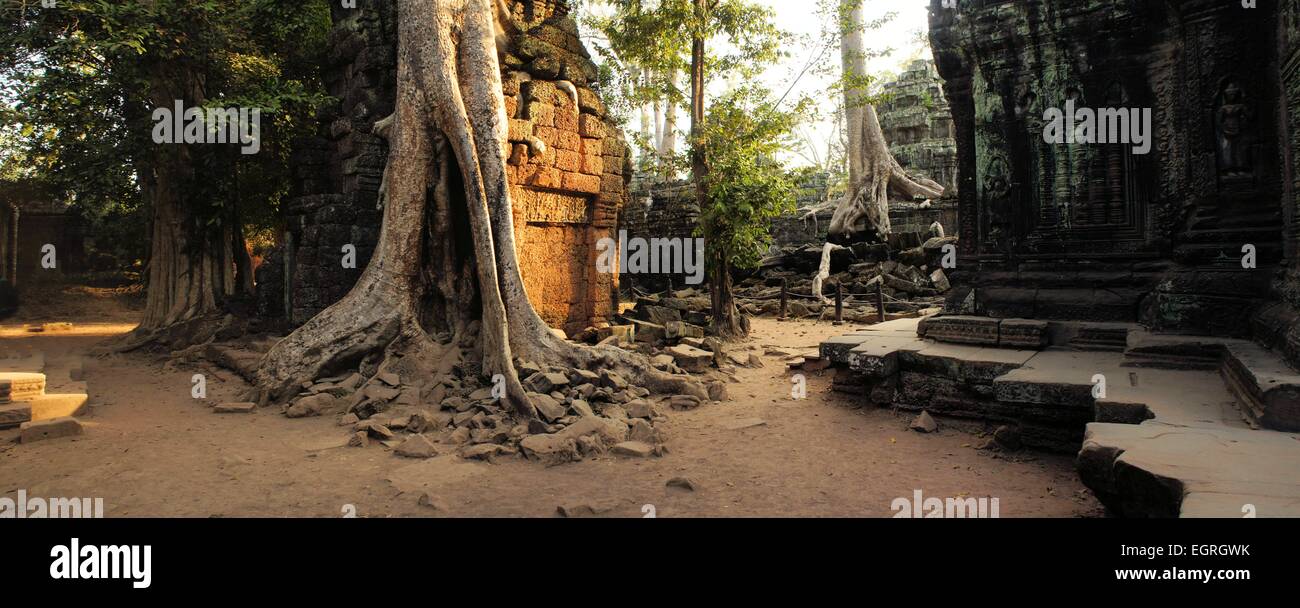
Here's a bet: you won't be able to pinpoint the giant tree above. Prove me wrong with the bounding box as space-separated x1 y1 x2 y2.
828 0 943 242
251 0 706 416
0 0 328 347
586 0 786 337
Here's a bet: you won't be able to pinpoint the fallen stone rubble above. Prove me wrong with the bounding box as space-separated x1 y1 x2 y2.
739 231 957 322
276 350 734 465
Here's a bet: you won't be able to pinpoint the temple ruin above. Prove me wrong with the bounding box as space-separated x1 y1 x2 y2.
264 0 630 335
816 0 1300 517
879 59 958 196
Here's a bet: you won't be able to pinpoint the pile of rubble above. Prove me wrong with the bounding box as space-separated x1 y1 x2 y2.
739 229 958 322
237 350 730 465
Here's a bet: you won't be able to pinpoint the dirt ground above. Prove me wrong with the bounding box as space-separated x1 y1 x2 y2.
1 283 1103 518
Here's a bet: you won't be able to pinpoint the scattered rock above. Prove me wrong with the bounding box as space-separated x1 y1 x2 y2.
524 372 570 394
624 399 654 419
529 392 567 422
286 393 340 418
448 426 471 445
670 394 702 410
520 416 629 463
910 411 938 433
570 399 595 418
461 443 509 461
706 381 728 401
667 344 713 373
365 384 401 402
611 441 655 458
556 503 611 518
348 431 370 448
601 404 629 421
394 434 439 459
723 417 767 431
358 420 395 440
377 372 401 387
666 477 699 492
214 402 256 414
338 413 360 426
628 418 657 443
407 411 441 433
599 370 628 391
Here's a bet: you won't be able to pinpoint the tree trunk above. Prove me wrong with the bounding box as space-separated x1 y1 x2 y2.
660 69 679 166
255 0 705 413
829 0 944 242
117 65 235 350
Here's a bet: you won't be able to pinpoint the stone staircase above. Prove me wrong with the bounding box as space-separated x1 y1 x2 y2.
0 350 90 429
821 315 1300 516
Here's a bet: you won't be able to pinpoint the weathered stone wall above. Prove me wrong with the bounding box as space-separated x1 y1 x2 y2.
500 0 631 333
1252 0 1300 366
879 59 958 193
272 0 629 334
930 0 1287 336
621 181 700 292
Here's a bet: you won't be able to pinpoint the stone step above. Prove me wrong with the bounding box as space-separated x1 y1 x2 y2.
1221 341 1300 432
1068 323 1130 352
1079 421 1300 517
0 372 45 400
30 393 90 421
0 392 89 429
1124 332 1300 431
0 402 32 427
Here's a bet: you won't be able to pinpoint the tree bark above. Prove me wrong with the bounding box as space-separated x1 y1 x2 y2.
256 0 705 413
829 0 944 242
116 64 235 350
660 69 679 165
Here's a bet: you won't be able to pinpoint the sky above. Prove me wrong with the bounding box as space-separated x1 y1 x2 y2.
578 0 935 169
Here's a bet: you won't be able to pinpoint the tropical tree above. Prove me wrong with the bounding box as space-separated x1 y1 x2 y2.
585 0 788 336
0 0 329 346
696 86 807 334
251 0 707 416
829 0 943 241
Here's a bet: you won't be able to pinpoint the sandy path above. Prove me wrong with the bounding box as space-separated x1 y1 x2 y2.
1 313 1102 518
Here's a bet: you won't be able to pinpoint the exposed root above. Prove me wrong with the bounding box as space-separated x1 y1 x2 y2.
255 283 408 401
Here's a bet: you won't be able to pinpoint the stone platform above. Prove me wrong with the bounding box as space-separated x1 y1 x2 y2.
0 350 89 429
821 316 1300 516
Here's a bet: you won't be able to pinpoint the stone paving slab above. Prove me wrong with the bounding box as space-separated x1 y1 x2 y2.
1080 421 1300 517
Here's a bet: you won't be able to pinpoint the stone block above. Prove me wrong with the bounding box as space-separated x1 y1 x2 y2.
998 318 1049 349
921 316 1000 346
20 417 83 443
0 402 33 428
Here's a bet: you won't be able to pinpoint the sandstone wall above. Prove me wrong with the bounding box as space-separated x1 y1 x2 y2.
879 59 958 193
1252 0 1300 367
930 0 1287 336
270 0 629 334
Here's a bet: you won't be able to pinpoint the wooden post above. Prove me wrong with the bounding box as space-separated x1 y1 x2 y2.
283 230 294 322
833 281 843 326
779 278 788 321
876 278 886 323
